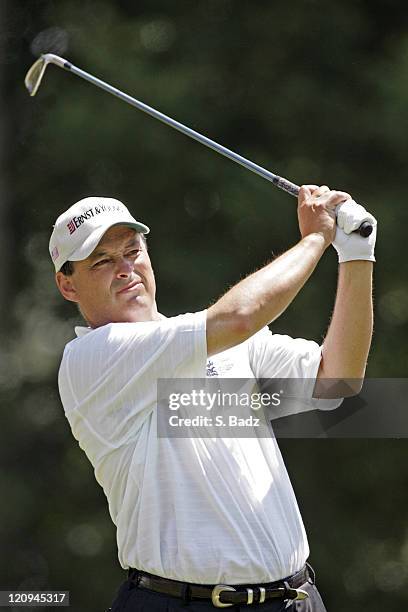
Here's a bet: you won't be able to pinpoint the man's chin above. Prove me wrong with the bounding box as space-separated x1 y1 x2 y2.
114 302 157 323
88 301 158 327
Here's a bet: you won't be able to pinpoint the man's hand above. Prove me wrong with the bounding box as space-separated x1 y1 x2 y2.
297 185 351 248
333 200 377 262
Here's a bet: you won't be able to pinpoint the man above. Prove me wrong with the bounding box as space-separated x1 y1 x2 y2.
51 185 376 611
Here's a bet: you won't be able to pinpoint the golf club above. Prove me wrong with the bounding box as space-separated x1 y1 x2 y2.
25 53 373 238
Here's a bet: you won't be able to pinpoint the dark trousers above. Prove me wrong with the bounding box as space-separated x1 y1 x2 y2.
107 577 328 612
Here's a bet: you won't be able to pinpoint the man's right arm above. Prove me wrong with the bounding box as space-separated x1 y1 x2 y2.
206 185 347 357
206 233 326 356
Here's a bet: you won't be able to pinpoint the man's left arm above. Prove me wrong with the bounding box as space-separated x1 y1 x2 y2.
317 261 373 389
316 198 377 396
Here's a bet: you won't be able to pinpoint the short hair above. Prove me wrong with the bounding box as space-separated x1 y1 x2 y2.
58 232 147 276
60 260 75 276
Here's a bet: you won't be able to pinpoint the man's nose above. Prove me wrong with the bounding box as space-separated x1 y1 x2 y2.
115 257 134 278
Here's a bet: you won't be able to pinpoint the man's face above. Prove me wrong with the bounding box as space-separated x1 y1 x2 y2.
56 226 159 327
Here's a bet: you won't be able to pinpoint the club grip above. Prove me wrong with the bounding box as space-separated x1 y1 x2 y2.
273 178 373 239
356 221 373 238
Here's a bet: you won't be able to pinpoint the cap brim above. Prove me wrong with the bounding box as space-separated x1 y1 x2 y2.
68 220 150 262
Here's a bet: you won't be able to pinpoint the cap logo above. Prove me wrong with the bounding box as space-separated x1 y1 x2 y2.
66 202 123 235
51 246 59 261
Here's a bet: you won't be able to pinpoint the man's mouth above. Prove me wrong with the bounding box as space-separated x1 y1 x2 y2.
117 280 143 294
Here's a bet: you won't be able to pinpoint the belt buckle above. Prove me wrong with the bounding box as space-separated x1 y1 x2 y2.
211 585 236 608
211 585 255 608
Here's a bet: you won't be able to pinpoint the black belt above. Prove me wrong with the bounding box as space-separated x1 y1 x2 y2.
128 564 313 608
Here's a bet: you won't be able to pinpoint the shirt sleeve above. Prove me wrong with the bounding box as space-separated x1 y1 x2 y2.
58 310 208 456
247 326 343 417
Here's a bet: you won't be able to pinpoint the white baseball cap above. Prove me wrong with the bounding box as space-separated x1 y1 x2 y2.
49 196 150 272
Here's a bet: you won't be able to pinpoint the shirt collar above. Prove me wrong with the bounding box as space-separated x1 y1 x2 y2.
75 313 167 337
75 326 91 338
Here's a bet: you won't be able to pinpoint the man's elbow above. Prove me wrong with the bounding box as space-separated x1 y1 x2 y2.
313 376 364 399
206 309 255 356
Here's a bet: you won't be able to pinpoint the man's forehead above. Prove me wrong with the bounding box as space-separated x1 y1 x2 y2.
101 225 139 243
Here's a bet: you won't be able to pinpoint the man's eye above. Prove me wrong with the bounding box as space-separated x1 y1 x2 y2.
127 249 141 256
93 259 110 268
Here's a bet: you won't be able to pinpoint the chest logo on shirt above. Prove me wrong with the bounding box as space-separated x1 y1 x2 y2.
206 358 235 377
206 360 219 376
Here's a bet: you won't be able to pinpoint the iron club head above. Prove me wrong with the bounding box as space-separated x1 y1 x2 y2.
24 53 69 96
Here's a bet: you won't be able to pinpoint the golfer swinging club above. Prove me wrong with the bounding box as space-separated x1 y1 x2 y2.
51 185 376 611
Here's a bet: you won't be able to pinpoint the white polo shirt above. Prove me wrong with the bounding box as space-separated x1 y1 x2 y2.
58 311 340 584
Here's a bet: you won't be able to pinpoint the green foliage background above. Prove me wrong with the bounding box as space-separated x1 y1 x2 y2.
0 1 407 611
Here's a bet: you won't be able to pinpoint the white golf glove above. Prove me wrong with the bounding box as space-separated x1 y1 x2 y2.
332 199 377 263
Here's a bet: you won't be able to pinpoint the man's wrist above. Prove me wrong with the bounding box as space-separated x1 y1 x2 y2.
339 260 374 271
300 232 329 253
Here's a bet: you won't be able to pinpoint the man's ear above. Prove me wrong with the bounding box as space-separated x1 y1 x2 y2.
55 272 80 303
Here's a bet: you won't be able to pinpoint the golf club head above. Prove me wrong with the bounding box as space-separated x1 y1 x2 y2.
24 53 68 96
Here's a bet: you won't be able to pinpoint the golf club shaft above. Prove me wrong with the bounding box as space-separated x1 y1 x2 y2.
52 58 373 237
63 60 299 196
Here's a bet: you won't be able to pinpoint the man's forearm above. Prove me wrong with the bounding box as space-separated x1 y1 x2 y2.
207 234 327 356
317 261 373 386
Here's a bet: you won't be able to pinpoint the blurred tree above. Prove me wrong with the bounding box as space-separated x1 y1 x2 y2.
0 0 12 324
